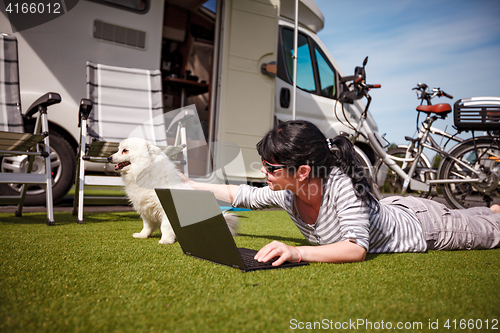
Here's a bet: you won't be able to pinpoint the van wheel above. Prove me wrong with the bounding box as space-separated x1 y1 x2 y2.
0 131 75 206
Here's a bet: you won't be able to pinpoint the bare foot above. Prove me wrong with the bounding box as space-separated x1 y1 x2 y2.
490 204 500 214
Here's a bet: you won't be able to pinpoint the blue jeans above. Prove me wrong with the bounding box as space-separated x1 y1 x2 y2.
381 196 500 251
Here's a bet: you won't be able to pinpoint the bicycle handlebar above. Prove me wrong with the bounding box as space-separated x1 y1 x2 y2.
339 57 381 103
413 83 453 104
441 91 453 99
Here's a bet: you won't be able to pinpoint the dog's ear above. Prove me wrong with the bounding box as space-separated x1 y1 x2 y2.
148 143 163 156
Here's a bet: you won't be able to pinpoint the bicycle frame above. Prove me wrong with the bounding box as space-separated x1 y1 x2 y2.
400 115 487 186
398 115 461 166
355 95 483 195
349 94 428 194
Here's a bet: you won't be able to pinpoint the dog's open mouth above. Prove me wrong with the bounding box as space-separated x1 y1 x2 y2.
115 161 131 171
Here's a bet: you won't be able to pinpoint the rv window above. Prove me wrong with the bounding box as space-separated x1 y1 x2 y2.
282 28 316 93
88 0 149 13
314 46 336 98
280 27 338 99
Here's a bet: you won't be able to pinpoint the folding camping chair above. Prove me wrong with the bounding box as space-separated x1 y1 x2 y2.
73 62 184 223
0 33 61 225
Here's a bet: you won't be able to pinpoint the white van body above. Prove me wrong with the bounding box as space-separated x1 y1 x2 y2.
0 0 379 203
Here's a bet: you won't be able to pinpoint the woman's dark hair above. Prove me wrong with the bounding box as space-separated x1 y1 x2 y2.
257 120 378 210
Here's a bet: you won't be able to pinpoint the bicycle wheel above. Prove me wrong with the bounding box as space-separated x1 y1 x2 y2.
374 146 433 198
353 145 382 200
438 137 499 209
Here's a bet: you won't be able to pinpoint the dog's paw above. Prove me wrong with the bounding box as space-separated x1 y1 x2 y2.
133 232 149 239
158 236 176 245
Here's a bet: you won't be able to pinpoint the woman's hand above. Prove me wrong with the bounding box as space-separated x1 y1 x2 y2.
178 172 194 186
254 241 302 267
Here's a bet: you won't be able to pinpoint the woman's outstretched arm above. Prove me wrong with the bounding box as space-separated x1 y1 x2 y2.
254 240 367 266
179 173 240 204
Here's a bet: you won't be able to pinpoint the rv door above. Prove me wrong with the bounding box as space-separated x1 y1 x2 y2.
213 0 279 182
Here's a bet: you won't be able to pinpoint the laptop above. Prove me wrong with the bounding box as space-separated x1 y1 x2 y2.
155 188 309 272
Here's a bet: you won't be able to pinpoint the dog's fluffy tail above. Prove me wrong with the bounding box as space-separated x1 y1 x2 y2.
222 211 240 236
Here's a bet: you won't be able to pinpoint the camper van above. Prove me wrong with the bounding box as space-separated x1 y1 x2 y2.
0 0 379 205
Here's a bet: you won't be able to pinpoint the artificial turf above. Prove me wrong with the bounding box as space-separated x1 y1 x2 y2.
0 209 498 332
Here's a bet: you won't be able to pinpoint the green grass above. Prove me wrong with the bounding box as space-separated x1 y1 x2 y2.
0 210 498 332
66 185 127 198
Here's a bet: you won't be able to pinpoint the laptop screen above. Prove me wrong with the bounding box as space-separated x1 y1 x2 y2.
169 189 223 227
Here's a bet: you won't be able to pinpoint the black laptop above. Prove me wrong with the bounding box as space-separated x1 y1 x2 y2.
155 188 309 272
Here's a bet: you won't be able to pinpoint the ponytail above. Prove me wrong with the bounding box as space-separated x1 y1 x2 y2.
328 135 378 212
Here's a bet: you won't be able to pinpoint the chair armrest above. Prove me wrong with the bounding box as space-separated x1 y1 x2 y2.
25 92 62 118
79 99 93 119
78 99 93 127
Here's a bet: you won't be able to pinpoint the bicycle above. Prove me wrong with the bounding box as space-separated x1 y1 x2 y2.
336 57 500 209
374 83 464 198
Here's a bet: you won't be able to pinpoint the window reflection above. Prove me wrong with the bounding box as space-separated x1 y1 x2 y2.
282 29 315 93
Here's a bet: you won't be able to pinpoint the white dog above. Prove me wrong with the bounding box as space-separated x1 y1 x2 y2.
108 137 238 244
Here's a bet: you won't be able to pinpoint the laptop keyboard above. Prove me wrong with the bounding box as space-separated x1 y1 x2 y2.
240 253 278 268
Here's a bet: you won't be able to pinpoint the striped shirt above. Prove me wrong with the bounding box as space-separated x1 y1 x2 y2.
233 167 427 253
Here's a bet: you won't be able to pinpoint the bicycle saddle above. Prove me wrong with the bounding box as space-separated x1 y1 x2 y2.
416 103 452 115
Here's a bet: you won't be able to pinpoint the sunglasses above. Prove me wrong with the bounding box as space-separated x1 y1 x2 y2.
261 159 295 173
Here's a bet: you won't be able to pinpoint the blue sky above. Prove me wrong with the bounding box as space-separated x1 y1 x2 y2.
315 0 500 144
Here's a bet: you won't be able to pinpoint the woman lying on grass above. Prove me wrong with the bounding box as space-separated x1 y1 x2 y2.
182 120 500 266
